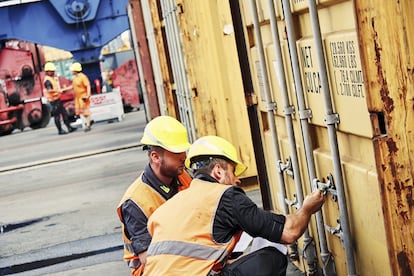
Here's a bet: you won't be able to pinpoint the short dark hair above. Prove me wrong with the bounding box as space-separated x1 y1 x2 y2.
191 157 231 176
143 145 165 157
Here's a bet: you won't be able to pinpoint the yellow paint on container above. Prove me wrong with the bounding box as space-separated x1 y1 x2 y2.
176 0 257 177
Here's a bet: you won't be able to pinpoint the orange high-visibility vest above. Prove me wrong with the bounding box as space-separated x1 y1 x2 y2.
43 75 61 102
72 72 90 98
144 179 241 276
177 170 192 191
117 171 192 274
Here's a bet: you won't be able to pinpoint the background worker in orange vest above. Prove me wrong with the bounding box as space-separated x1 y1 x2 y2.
117 116 192 276
70 62 92 132
144 135 325 276
43 62 76 135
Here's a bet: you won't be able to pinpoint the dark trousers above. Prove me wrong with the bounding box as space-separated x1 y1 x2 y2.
221 247 288 276
50 100 71 132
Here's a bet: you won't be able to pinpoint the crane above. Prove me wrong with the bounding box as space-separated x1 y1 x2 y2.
0 0 130 83
0 0 130 135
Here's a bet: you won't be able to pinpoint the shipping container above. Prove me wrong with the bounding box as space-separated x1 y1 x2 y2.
130 0 414 275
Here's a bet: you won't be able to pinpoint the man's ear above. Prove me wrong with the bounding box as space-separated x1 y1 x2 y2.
149 150 161 164
211 164 224 182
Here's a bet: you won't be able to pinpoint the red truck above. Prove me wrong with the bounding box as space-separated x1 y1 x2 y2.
0 40 141 136
0 42 51 136
0 41 79 136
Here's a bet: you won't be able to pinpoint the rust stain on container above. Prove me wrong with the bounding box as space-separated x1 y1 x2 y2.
386 138 398 154
397 251 413 276
372 19 395 114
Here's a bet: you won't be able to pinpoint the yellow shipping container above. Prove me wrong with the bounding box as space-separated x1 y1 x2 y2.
131 0 414 274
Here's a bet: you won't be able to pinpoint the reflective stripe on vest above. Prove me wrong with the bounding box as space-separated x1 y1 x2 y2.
145 179 238 275
148 240 227 261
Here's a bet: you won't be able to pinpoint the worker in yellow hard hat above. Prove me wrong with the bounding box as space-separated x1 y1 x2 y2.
43 62 76 135
144 135 325 276
117 115 192 276
70 62 92 132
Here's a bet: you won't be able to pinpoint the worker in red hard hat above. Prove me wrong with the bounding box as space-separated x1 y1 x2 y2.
43 62 76 135
117 116 192 276
70 62 92 132
144 135 325 276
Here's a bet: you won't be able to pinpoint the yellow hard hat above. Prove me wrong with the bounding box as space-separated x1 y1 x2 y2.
185 135 247 176
140 116 191 153
44 62 56 71
70 62 82 72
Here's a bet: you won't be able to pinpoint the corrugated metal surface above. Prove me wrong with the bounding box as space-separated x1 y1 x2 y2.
245 0 389 274
175 0 257 176
137 0 258 176
355 1 414 275
130 0 414 274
